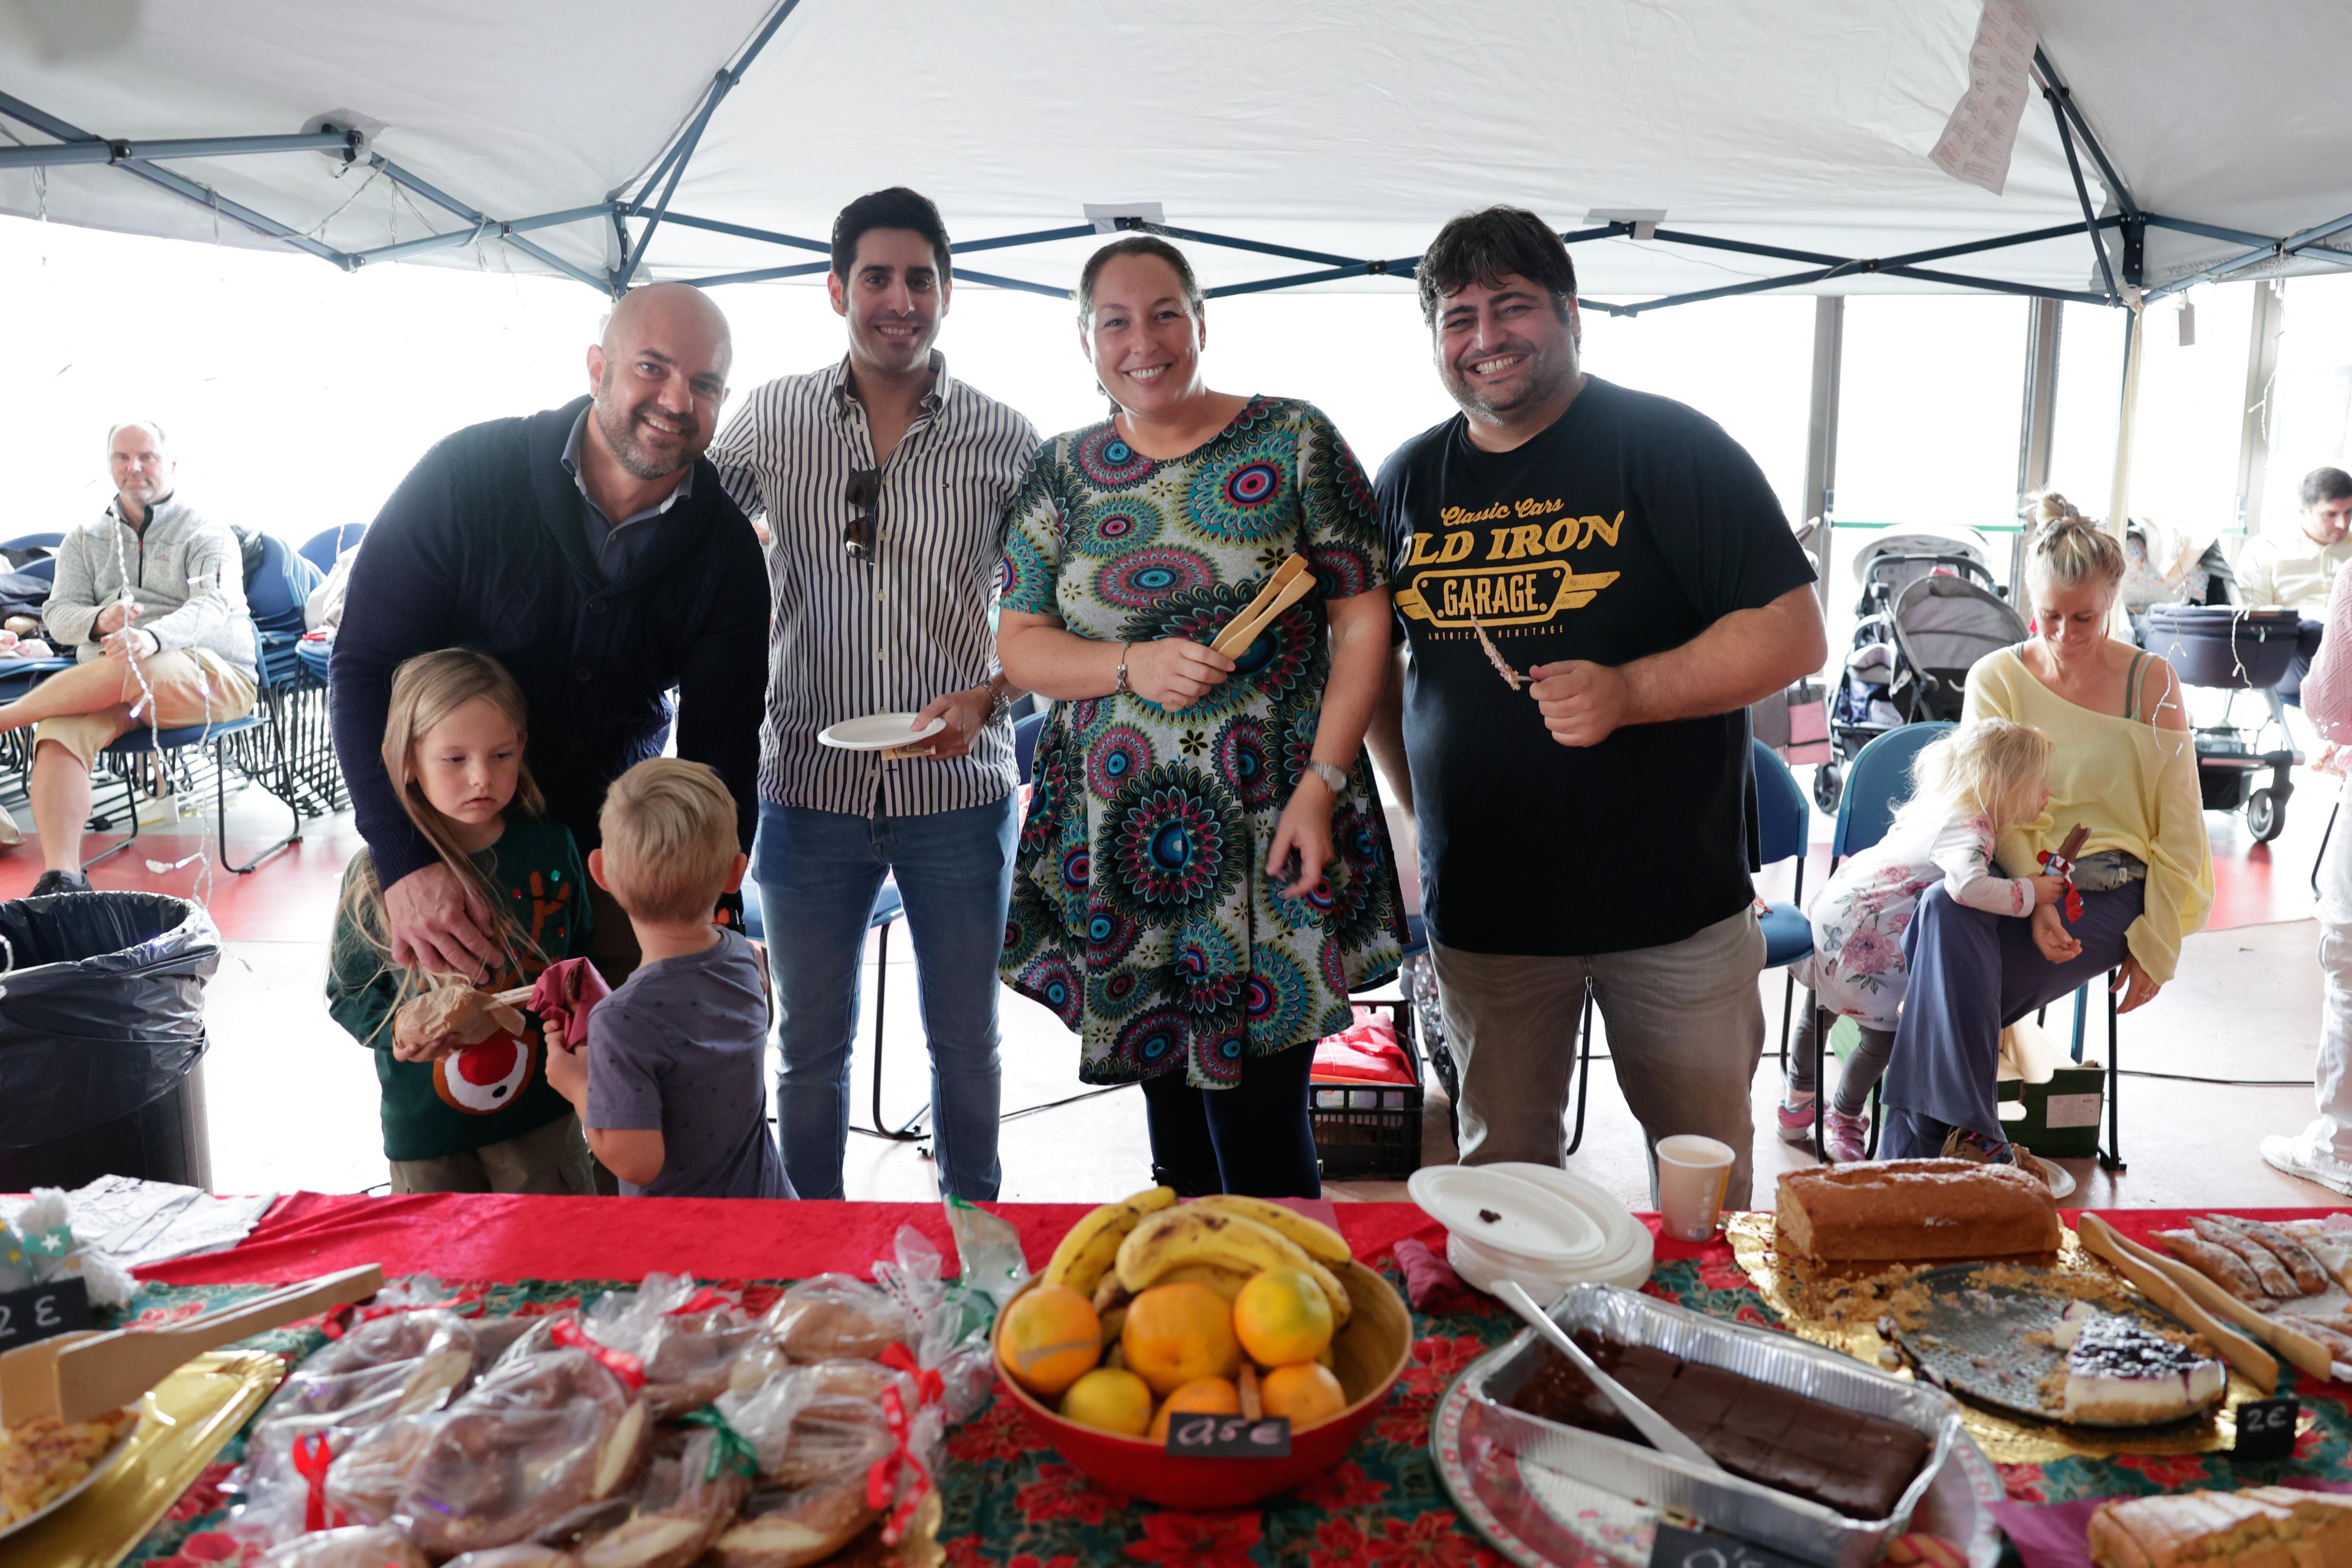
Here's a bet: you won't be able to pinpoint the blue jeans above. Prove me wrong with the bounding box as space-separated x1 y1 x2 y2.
756 795 1016 1200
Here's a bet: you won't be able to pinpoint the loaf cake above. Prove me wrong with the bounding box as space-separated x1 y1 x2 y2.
1505 1332 1931 1520
1776 1158 2061 1262
2087 1486 2352 1568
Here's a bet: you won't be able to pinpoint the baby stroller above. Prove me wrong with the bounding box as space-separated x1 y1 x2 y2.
2140 599 2302 841
1818 526 2030 812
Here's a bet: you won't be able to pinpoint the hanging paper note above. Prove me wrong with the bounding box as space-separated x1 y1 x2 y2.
1928 0 2039 195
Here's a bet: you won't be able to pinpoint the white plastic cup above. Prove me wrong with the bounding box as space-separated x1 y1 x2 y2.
1655 1134 1736 1242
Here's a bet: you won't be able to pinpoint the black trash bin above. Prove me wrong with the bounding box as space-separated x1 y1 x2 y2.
0 891 219 1190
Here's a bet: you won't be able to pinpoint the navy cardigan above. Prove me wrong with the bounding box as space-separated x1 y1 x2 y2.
330 397 769 888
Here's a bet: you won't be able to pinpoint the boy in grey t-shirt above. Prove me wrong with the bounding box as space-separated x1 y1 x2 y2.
544 758 793 1199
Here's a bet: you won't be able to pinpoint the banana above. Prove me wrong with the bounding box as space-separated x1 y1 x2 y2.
1042 1185 1179 1297
1099 1304 1130 1348
1115 1207 1352 1328
1091 1274 1131 1314
1188 1195 1350 1266
1157 1263 1256 1303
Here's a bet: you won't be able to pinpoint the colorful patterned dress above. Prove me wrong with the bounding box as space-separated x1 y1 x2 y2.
999 396 1408 1090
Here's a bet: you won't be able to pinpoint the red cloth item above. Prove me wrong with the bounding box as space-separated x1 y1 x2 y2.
529 957 611 1051
1391 1235 1469 1310
1310 1006 1413 1086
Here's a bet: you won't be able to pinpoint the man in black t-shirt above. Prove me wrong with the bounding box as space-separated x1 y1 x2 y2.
1366 208 1826 1206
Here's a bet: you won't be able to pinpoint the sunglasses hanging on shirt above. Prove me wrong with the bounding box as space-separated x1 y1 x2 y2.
844 466 880 560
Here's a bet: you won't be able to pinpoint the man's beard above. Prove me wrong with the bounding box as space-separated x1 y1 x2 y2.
593 389 697 481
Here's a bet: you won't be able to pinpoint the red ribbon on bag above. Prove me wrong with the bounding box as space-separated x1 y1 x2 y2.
319 1288 485 1340
664 1286 738 1317
864 1381 932 1545
291 1430 344 1533
550 1318 648 1390
879 1341 945 1407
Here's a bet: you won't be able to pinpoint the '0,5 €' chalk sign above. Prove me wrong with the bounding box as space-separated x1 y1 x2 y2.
1164 1413 1291 1458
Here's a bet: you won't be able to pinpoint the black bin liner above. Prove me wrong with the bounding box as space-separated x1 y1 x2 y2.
0 891 219 1188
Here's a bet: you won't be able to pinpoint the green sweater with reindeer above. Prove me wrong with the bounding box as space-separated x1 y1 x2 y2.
324 814 593 1161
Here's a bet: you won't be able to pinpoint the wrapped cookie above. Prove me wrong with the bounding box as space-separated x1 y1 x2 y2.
259 1525 431 1568
393 1347 652 1559
583 1275 760 1418
570 1420 757 1568
322 1412 441 1526
758 1275 913 1365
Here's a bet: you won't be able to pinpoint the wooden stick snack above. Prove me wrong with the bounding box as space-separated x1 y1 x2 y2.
1210 554 1312 658
2075 1214 2278 1393
2077 1213 2332 1382
1467 612 1525 691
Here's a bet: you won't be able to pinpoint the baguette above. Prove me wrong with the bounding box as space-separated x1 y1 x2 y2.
1775 1158 2060 1261
2151 1231 2266 1303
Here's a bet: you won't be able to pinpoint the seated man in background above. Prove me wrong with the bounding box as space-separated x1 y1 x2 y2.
0 420 256 892
2233 466 2352 705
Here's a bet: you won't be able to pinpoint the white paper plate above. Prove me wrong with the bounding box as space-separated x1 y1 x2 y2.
1481 1162 1655 1286
1408 1166 1606 1267
817 713 948 751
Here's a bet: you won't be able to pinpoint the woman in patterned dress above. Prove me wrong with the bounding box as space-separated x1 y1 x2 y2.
996 236 1407 1197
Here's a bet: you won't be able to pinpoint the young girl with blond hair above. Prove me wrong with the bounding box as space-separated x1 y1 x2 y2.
1780 718 2068 1162
326 648 596 1193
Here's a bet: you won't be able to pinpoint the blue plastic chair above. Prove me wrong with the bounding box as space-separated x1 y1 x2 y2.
86 615 301 874
1799 722 1952 1156
18 557 54 584
0 532 64 556
298 524 368 575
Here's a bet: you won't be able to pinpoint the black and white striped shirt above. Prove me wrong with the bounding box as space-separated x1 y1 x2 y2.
709 355 1040 818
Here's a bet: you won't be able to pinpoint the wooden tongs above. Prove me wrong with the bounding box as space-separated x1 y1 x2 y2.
0 1263 384 1426
1210 554 1312 658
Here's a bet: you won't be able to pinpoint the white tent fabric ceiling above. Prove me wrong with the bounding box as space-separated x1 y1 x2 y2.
0 0 2346 308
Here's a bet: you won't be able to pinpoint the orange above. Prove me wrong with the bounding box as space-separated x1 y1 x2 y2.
997 1285 1102 1396
1260 1362 1347 1429
1120 1281 1242 1394
1061 1366 1154 1436
1147 1376 1243 1442
1233 1267 1334 1367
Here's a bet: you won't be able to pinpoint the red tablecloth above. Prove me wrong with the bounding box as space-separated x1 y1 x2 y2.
136 1193 2347 1287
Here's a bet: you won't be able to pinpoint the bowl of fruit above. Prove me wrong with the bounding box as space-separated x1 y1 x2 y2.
993 1189 1413 1508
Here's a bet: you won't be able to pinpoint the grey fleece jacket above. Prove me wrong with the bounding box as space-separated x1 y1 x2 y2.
44 496 256 674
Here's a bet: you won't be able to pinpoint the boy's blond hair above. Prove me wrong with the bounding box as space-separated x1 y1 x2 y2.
598 758 738 924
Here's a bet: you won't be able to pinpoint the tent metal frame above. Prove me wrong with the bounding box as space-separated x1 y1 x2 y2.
2 17 2349 314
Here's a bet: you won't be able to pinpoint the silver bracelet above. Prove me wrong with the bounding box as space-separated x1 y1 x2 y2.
1304 759 1347 795
1114 643 1132 696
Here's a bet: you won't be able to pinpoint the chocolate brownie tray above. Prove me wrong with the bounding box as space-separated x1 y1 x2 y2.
1457 1283 1969 1568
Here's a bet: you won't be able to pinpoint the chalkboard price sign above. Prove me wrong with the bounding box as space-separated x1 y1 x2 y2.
2235 1397 2301 1461
1164 1413 1292 1458
1649 1522 1810 1568
0 1276 92 1352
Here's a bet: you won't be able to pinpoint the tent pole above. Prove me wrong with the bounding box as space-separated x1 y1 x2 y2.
2015 299 2063 601
2106 307 2146 545
2236 279 2287 539
1803 296 1844 612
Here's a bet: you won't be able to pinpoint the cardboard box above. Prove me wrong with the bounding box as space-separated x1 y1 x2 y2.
1997 1061 2105 1160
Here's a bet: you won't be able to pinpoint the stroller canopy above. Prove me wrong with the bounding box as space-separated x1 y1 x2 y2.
1890 574 2030 691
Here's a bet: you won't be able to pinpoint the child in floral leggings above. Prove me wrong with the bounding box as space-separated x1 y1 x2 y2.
1779 719 2066 1160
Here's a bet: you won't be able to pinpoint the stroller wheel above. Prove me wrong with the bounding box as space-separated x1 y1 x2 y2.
1813 761 1843 814
2248 787 2285 843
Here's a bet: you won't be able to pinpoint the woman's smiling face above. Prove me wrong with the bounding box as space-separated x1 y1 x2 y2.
2030 574 2116 660
1083 252 1204 419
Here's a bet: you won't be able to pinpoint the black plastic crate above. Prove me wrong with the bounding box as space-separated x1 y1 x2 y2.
1310 998 1424 1180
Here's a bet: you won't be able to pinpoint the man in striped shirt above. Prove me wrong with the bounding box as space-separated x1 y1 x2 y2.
709 188 1040 1201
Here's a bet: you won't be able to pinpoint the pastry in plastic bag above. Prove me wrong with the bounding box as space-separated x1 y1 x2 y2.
706 1470 877 1568
322 1413 439 1526
582 1275 759 1419
259 1524 431 1568
266 1311 478 1426
758 1276 912 1365
443 1550 582 1568
479 1309 582 1368
394 1348 651 1559
570 1423 755 1568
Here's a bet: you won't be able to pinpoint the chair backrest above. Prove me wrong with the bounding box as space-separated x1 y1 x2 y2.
1832 721 1955 860
0 533 64 552
1748 738 1809 868
299 524 367 574
246 532 322 637
20 556 55 583
1014 709 1049 780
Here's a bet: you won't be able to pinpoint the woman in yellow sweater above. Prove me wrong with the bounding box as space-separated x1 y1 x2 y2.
1879 496 2213 1163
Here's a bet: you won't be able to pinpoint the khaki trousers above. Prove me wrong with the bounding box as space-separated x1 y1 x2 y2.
1432 908 1766 1208
389 1111 597 1196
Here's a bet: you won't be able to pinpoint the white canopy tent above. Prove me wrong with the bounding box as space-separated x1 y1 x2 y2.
0 0 2348 314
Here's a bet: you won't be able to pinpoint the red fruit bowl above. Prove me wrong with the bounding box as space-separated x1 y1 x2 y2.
993 1259 1413 1509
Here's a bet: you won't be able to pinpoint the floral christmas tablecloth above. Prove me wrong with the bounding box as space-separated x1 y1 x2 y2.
116 1234 2352 1568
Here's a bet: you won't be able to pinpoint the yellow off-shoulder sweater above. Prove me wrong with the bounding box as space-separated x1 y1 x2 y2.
1962 646 2213 984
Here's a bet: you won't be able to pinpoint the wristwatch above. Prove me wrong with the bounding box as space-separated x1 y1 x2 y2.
983 682 1013 726
1303 759 1347 795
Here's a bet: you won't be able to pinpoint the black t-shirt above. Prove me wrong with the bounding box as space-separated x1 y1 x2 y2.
1375 376 1816 956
